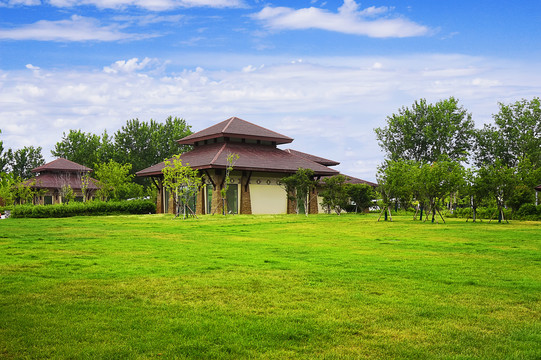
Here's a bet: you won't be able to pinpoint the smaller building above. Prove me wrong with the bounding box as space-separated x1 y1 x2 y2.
25 158 99 205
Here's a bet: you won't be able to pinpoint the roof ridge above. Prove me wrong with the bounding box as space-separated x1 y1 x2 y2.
222 117 235 133
210 143 227 165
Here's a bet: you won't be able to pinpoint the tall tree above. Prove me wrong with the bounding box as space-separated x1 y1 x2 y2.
0 129 8 173
375 97 474 163
51 130 102 168
474 97 541 169
6 146 45 179
114 117 192 175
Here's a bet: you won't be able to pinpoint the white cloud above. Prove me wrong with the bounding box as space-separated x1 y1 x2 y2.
251 0 429 38
1 54 540 181
103 57 159 73
0 15 154 41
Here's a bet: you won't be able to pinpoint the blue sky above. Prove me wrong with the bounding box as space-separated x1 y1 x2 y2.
1 0 540 181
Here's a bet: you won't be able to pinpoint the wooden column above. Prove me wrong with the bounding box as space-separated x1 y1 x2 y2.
308 187 319 214
210 170 225 215
240 172 252 214
196 186 205 215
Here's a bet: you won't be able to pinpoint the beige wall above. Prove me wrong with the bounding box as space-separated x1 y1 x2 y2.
250 184 287 214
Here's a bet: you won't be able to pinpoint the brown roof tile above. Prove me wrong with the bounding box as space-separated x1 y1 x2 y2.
32 158 92 173
177 117 293 145
25 173 99 190
284 149 340 166
137 142 338 177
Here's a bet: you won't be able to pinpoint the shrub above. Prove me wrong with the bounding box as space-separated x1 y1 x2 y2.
10 200 156 218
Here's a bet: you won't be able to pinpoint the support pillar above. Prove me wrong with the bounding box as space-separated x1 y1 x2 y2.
196 186 205 215
240 172 252 214
308 187 319 214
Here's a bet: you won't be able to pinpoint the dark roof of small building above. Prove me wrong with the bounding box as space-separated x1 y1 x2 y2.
32 158 92 173
284 149 340 167
24 173 99 190
342 175 377 187
535 184 541 191
177 117 294 145
137 142 339 177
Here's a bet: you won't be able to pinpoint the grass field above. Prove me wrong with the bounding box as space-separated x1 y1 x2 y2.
1 214 540 359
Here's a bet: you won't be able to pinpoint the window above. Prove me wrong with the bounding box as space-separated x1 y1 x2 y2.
206 185 212 214
225 184 238 214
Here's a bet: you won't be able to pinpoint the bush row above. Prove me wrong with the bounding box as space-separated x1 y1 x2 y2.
449 204 541 221
7 200 156 218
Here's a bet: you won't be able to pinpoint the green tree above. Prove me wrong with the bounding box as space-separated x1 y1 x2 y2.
94 160 142 201
114 117 192 176
281 168 316 215
220 153 239 215
319 175 349 215
51 130 102 168
0 129 8 173
475 97 541 169
0 172 17 206
59 184 75 204
375 97 474 163
477 161 515 223
162 154 202 219
462 168 490 222
6 146 45 179
418 158 465 223
346 183 376 213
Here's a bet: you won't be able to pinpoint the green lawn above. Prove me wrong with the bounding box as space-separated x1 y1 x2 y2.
1 214 540 359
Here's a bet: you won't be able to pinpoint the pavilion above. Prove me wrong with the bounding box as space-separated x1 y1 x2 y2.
137 117 375 214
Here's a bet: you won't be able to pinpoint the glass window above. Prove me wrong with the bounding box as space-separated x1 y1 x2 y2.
206 185 212 215
225 184 238 214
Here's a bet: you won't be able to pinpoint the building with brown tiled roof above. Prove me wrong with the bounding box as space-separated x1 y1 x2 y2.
26 158 99 205
137 117 373 215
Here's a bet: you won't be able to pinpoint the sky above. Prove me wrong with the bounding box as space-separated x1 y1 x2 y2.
0 0 540 181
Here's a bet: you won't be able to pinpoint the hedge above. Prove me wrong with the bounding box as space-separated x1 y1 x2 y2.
7 200 156 219
449 204 541 221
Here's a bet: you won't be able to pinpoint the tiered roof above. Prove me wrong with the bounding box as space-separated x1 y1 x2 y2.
27 158 98 190
137 142 338 176
177 117 293 145
32 158 92 173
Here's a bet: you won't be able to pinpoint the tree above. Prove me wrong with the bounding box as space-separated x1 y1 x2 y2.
346 183 376 213
0 172 17 206
375 97 474 163
0 129 8 173
59 184 75 204
477 161 515 223
319 175 349 215
94 160 142 201
51 130 102 168
475 97 541 169
151 116 193 164
462 168 490 222
220 153 239 215
114 117 192 177
5 146 45 179
418 158 465 223
281 168 316 215
162 155 202 219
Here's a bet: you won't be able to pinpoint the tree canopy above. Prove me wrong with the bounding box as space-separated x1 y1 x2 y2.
375 97 474 163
